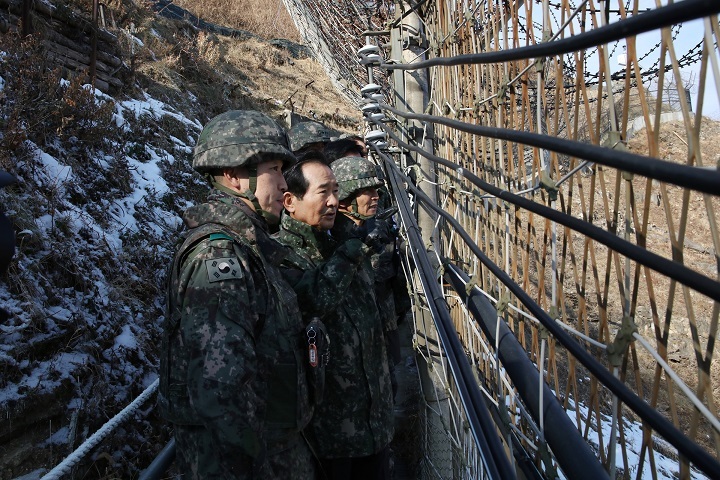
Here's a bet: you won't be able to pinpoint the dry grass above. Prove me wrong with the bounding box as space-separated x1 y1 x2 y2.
115 4 360 130
171 0 301 41
217 37 360 125
0 1 362 478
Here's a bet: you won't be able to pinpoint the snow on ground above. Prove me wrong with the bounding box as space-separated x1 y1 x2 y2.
1 71 714 480
565 398 709 479
0 82 204 477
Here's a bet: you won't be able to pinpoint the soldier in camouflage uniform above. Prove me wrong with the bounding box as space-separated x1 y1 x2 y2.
275 157 394 479
370 162 411 400
287 120 338 156
322 138 410 388
158 110 316 479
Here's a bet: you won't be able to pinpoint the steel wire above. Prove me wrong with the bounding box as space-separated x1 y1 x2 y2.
381 0 720 69
389 164 720 478
374 121 720 302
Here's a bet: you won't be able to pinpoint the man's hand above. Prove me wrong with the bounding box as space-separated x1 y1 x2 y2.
363 217 393 253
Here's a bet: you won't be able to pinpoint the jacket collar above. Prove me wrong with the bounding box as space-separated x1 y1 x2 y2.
183 189 291 266
278 213 335 262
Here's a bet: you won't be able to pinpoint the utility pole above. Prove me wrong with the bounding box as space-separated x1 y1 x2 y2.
391 1 450 477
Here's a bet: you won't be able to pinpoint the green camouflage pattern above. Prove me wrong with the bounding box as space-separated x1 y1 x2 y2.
193 110 295 171
174 423 315 479
371 186 409 388
275 213 394 458
373 186 397 284
287 120 338 152
372 245 399 332
372 185 400 331
159 189 314 477
331 156 384 201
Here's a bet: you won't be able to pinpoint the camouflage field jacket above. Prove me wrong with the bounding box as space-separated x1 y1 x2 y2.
372 185 405 331
275 213 394 458
159 190 312 468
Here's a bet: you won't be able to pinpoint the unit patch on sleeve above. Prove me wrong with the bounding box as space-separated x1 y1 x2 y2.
205 257 243 282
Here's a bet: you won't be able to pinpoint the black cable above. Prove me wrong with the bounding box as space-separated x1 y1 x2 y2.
374 122 720 303
379 147 517 479
388 0 430 29
138 439 176 480
444 263 608 480
379 103 720 196
385 161 720 478
380 0 720 69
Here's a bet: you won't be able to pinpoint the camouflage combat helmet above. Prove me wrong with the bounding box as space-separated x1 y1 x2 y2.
330 156 383 222
193 110 295 172
288 121 338 152
332 156 383 201
193 110 294 227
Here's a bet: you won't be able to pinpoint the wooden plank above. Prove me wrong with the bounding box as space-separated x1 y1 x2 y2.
0 0 118 43
43 40 115 74
43 28 122 68
45 50 122 89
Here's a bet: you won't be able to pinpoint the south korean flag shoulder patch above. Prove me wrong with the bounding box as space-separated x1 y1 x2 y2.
205 257 243 283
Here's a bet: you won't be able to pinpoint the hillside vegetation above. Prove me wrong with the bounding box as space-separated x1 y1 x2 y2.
0 1 359 478
171 0 302 41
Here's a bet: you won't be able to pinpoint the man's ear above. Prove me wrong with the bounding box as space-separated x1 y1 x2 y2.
283 191 297 214
223 167 247 191
337 199 352 214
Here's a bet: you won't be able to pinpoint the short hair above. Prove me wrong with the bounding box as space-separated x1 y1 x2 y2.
324 138 366 164
295 148 329 165
284 159 327 199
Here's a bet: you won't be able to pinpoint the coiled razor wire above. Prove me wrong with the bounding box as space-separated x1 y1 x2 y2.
40 379 159 480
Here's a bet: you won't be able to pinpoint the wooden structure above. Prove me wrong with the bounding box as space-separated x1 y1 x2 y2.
0 0 128 92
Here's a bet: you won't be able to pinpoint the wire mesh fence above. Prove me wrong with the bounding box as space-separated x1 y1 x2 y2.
285 0 720 478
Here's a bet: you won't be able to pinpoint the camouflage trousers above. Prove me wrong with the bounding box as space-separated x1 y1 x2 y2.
174 424 316 479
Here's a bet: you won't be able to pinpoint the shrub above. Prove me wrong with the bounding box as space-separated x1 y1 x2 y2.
0 32 119 172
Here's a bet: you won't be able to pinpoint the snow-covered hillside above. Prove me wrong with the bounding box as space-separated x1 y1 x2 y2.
0 2 360 477
0 82 205 478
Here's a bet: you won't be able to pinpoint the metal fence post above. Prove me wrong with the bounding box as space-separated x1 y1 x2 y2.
138 438 176 480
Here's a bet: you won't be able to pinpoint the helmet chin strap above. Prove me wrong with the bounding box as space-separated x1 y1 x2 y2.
344 197 374 222
243 165 262 213
212 166 280 227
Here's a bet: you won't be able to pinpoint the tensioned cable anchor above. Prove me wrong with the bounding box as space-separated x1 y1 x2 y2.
538 171 558 202
464 274 480 297
496 293 511 315
534 56 545 73
538 441 559 479
607 314 638 367
407 164 424 182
